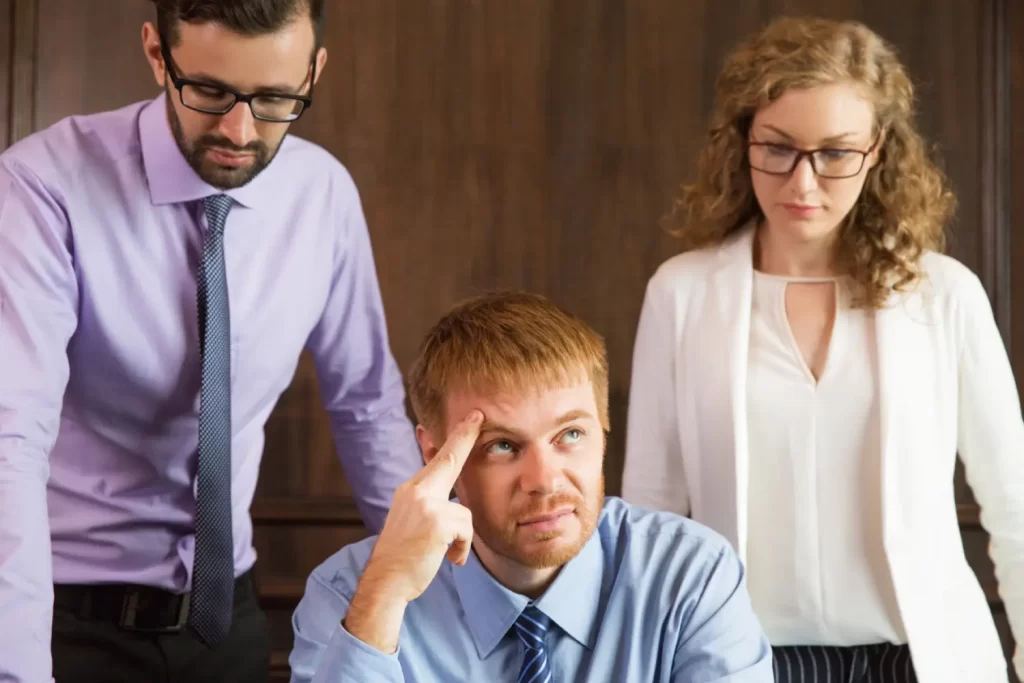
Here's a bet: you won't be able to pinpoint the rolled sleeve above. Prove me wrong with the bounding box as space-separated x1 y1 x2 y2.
310 625 405 683
290 543 405 683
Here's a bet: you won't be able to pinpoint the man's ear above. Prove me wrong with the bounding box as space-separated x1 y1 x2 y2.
313 46 328 85
140 22 167 89
415 424 440 467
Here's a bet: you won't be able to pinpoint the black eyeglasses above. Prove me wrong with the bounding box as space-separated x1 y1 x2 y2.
747 137 880 179
160 41 315 123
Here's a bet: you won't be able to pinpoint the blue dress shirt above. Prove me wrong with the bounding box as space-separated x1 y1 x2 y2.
289 496 773 682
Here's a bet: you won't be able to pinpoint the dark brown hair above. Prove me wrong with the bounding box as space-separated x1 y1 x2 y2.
151 0 325 48
666 16 956 308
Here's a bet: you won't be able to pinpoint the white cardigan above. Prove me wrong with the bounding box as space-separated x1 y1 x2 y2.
622 227 1024 683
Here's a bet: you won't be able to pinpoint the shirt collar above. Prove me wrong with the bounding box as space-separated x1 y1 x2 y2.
532 524 604 649
451 550 528 660
139 92 278 210
451 522 605 659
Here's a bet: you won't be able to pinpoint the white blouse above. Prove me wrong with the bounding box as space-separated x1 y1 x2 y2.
745 270 907 646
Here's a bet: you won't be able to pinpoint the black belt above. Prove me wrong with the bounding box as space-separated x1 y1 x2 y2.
53 571 252 633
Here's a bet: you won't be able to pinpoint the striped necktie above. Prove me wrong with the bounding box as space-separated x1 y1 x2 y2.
513 605 553 683
188 194 235 646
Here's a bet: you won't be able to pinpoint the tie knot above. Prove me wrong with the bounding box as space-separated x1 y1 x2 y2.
203 194 234 235
513 606 550 651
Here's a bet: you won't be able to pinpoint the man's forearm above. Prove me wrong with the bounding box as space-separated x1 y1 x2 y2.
343 568 409 654
0 447 55 683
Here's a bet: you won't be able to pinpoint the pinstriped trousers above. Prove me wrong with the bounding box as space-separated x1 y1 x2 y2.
773 643 917 683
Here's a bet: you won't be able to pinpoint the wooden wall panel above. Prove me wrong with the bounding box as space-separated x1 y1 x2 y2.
996 5 1022 677
952 0 1013 511
278 0 997 504
0 0 12 150
14 1 1023 679
33 0 155 130
8 0 36 146
1011 0 1024 397
1006 6 1024 676
980 0 1012 342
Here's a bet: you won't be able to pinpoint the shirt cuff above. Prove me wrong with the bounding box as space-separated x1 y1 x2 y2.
313 622 405 683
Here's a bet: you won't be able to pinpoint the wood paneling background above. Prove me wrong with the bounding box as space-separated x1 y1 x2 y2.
3 0 1022 679
0 0 10 151
1011 0 1024 393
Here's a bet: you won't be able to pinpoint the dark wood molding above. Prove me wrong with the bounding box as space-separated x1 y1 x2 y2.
9 0 37 144
0 0 12 150
979 0 1012 340
257 576 305 610
958 503 981 527
985 582 1003 609
263 581 303 679
270 651 289 678
251 496 365 526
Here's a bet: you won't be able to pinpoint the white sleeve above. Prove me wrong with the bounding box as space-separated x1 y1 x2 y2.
954 271 1024 680
621 276 690 516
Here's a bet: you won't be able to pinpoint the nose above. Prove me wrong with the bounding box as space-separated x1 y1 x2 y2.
216 102 258 148
518 444 561 494
789 154 819 194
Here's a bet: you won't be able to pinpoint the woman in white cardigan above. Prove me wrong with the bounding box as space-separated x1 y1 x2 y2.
622 16 1024 683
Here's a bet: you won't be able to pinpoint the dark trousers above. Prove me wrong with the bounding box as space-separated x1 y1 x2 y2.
773 643 917 683
52 572 271 683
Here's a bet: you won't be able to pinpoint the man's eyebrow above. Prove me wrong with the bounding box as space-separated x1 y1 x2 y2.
553 409 596 426
477 409 597 438
478 420 519 437
252 83 306 96
185 71 304 96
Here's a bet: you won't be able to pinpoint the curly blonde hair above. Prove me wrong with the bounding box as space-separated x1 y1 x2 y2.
667 16 956 308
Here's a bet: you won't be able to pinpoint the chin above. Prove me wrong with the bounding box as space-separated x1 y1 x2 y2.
514 537 584 569
772 212 839 241
199 164 257 191
513 516 586 568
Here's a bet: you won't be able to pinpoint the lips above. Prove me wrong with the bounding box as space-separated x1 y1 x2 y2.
782 202 822 217
518 507 575 526
206 147 254 167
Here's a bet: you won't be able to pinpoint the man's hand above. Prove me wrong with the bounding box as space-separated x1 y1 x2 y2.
343 410 482 653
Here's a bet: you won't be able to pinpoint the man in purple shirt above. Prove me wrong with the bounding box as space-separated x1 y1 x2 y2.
0 1 421 681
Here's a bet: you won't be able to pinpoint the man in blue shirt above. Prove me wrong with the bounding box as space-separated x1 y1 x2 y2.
289 291 773 682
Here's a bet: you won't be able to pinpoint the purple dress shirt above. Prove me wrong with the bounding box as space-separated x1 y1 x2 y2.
0 93 422 682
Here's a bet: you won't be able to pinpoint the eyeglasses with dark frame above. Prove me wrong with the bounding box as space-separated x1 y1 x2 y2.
747 137 880 179
159 40 316 123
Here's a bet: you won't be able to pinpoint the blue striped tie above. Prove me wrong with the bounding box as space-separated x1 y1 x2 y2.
188 194 235 646
513 606 553 683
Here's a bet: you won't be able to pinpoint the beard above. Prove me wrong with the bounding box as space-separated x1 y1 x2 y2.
475 476 605 570
165 93 281 190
